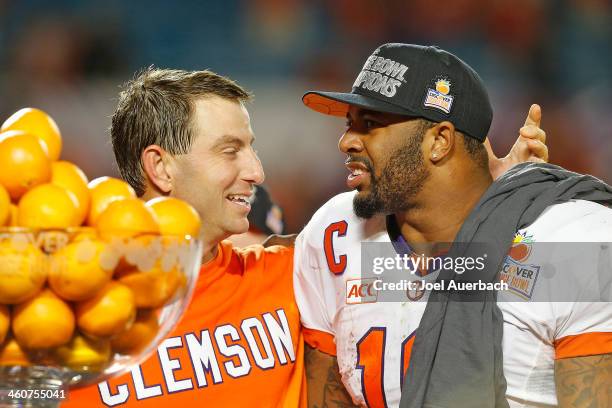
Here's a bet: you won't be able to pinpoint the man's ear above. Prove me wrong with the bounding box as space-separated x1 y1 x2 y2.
141 145 173 194
427 121 455 163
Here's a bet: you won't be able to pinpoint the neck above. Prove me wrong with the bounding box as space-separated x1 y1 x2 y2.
200 224 230 264
201 243 218 264
395 166 492 245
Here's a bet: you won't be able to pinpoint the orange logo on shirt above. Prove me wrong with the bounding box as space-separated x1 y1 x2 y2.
508 232 534 262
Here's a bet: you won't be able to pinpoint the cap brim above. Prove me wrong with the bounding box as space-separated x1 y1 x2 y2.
302 91 417 117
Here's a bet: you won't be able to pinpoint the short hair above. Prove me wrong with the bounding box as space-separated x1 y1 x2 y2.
418 118 488 169
111 67 252 196
461 132 488 170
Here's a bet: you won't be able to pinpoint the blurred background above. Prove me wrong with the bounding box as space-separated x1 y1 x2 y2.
1 0 610 232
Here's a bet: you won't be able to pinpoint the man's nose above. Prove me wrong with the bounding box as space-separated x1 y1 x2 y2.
338 128 364 155
243 149 265 185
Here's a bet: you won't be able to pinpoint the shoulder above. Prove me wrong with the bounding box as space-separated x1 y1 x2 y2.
522 200 612 241
503 200 612 302
307 191 357 227
299 192 356 246
232 241 294 266
207 240 293 274
199 241 293 294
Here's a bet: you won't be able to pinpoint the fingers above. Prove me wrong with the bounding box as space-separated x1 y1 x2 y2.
519 124 546 143
523 103 541 127
526 138 549 163
506 135 548 165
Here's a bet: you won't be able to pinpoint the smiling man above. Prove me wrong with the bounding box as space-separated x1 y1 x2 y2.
64 68 306 407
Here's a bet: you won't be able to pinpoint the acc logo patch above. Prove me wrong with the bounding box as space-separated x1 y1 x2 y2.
424 78 453 113
346 278 378 304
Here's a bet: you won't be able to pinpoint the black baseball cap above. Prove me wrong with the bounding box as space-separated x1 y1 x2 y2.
303 43 493 142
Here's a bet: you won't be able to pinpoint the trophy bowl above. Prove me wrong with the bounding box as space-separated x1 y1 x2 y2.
0 227 202 407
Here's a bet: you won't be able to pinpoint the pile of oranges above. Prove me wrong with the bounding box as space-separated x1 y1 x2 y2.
0 108 201 372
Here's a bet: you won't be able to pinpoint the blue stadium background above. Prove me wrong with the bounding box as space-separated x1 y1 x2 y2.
1 0 610 231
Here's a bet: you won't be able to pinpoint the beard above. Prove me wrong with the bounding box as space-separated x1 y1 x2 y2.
353 132 429 219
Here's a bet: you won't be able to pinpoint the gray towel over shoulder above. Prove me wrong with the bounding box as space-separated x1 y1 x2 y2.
399 162 612 408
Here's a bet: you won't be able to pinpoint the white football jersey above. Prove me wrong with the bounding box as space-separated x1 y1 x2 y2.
294 191 612 408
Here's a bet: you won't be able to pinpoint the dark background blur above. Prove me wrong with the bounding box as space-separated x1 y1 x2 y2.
1 0 610 232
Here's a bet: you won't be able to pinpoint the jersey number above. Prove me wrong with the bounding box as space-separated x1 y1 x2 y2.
356 328 416 408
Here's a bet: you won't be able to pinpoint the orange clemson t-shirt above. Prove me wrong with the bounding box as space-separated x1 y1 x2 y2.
63 240 305 407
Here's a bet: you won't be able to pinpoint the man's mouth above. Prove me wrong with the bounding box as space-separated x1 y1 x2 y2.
345 161 371 190
226 193 252 211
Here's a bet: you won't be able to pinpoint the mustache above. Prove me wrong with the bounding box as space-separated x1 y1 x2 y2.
345 156 375 174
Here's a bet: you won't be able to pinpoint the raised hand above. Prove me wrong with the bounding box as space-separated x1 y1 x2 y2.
486 104 548 180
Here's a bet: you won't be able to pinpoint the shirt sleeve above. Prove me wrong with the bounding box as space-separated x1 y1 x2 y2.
553 242 612 359
293 230 337 355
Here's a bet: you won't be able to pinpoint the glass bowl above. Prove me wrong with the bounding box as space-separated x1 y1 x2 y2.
0 227 202 406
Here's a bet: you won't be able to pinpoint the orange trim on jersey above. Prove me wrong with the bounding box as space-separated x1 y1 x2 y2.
303 327 336 356
554 332 612 359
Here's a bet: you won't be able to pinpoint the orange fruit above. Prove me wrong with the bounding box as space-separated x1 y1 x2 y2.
7 204 18 226
111 309 159 354
146 197 201 237
436 81 450 95
118 264 184 308
0 305 9 344
48 239 116 301
1 108 62 161
55 334 111 372
0 185 9 226
112 235 160 278
0 239 47 304
75 281 136 338
87 177 136 226
0 338 30 366
51 161 90 225
35 230 70 254
0 130 52 200
70 227 98 242
17 183 80 228
12 289 75 349
96 198 160 238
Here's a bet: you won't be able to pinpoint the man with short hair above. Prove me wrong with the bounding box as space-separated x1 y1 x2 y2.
295 43 612 407
64 63 548 407
65 68 306 407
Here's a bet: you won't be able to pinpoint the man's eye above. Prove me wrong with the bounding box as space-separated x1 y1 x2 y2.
364 119 378 129
223 148 238 155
